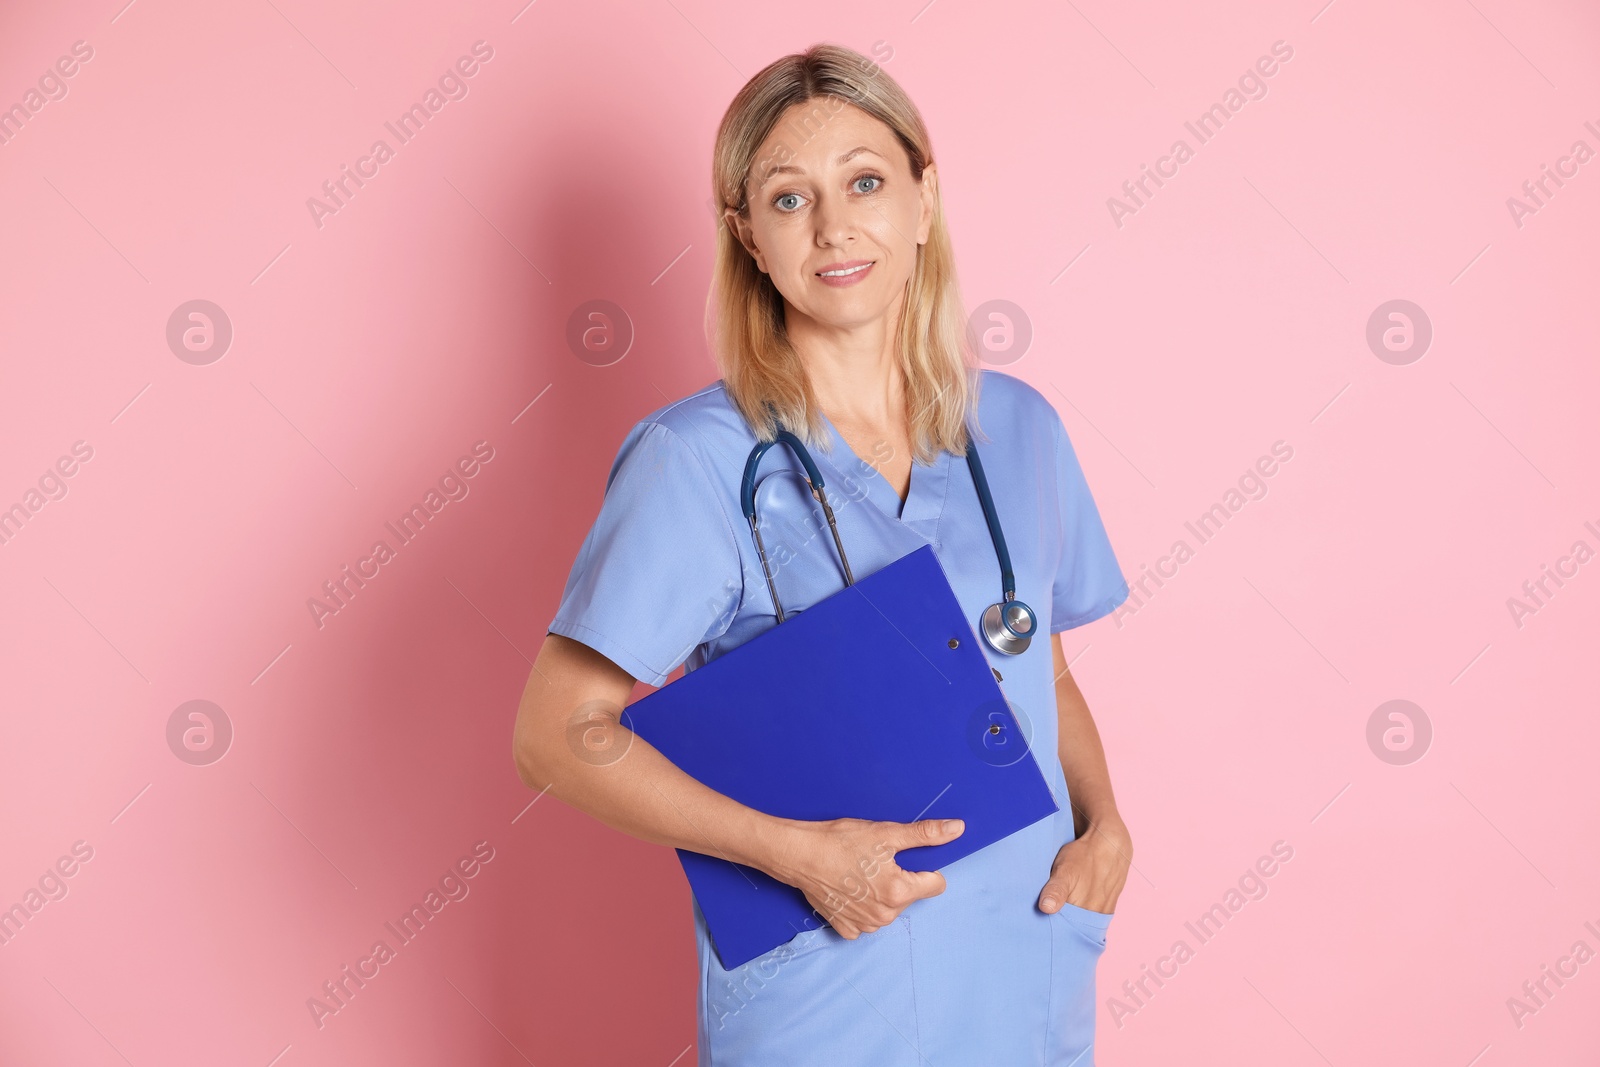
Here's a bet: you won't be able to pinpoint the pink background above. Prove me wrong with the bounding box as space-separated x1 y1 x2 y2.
2 0 1597 1063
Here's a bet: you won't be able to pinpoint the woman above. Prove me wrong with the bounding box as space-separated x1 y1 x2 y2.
513 42 1133 1065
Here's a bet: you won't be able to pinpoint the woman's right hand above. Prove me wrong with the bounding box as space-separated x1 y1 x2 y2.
765 816 966 939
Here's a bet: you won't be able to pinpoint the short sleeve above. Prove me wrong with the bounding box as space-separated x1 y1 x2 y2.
548 421 744 686
1048 409 1130 631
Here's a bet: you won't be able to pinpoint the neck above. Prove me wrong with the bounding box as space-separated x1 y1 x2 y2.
786 292 907 427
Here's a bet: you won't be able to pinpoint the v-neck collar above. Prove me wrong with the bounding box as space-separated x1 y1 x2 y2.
817 410 953 525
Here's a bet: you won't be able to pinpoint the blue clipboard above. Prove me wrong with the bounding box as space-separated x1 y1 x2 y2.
621 431 1060 970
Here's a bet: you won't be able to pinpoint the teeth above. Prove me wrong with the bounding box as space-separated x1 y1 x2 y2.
820 264 870 277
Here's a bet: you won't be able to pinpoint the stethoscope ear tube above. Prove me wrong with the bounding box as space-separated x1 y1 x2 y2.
740 430 828 521
741 429 854 624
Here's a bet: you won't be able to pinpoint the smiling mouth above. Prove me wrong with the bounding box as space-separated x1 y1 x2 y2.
817 263 872 277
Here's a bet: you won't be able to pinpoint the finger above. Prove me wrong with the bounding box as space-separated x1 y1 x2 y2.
817 891 847 922
816 904 853 938
898 868 948 902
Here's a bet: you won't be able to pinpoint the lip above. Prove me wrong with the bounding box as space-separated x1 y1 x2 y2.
814 259 875 288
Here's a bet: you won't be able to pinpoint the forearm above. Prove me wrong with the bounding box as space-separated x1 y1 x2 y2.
1051 633 1124 839
514 638 796 878
546 728 788 874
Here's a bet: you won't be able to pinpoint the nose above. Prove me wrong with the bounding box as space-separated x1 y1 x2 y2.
811 189 855 250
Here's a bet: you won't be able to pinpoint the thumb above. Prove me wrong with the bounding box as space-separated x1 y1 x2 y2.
901 817 964 848
1037 873 1073 913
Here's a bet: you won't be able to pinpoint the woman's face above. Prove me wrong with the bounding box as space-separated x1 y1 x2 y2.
728 98 936 333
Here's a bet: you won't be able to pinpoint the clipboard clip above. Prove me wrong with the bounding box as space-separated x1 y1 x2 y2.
740 430 855 624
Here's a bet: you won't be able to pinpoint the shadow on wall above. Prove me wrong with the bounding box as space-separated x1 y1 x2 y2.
311 101 720 1060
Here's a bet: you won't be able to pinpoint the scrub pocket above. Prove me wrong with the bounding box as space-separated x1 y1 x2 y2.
1046 903 1112 1065
703 914 920 1067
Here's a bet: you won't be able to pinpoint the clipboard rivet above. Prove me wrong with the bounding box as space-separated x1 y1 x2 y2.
988 724 1002 735
948 638 959 649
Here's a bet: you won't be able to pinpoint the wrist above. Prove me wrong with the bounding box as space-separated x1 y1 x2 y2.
1083 812 1132 852
746 814 808 884
1067 789 1122 837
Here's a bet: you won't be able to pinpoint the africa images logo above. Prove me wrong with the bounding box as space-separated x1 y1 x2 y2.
306 440 495 629
306 841 496 1029
305 41 495 229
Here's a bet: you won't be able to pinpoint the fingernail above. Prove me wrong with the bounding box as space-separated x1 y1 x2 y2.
943 819 963 833
1040 896 1057 910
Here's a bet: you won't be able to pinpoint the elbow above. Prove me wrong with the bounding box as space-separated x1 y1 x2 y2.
512 726 556 793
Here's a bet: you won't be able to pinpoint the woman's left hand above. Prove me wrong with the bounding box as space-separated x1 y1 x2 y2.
1037 816 1133 915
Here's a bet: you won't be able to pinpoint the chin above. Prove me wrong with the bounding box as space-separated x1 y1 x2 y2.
807 300 891 329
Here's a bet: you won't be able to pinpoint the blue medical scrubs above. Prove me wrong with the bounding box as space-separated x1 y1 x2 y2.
549 369 1130 1065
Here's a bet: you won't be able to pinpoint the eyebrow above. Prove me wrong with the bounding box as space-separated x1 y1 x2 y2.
756 145 881 185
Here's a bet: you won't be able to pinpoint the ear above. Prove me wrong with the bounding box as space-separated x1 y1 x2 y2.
725 206 769 274
915 162 938 246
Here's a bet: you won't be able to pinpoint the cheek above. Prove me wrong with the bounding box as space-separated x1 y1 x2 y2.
897 194 929 242
752 218 800 268
863 211 918 276
766 228 822 287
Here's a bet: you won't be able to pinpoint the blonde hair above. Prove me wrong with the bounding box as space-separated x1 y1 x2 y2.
707 42 981 464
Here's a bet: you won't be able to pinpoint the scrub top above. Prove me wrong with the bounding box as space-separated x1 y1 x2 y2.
548 369 1130 1066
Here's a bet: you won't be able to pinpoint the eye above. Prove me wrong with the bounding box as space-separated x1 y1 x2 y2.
852 172 885 195
772 171 884 212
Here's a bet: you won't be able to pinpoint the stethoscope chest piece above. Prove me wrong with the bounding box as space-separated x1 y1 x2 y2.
980 598 1036 656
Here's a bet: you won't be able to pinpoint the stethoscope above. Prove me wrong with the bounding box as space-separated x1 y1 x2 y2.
740 429 1038 656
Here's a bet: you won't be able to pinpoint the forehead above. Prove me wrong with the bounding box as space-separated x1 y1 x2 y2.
749 99 902 185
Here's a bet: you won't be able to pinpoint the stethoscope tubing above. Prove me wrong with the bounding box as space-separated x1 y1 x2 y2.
961 439 1016 605
739 426 1035 653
